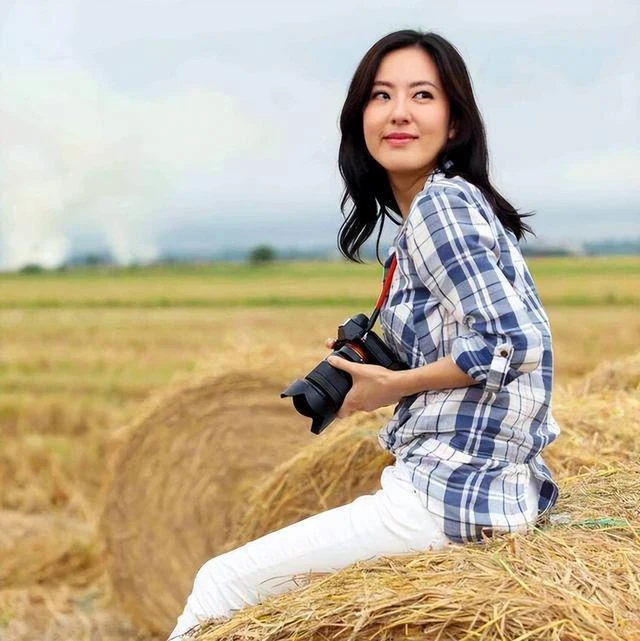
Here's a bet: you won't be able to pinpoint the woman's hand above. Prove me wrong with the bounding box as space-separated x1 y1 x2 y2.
326 355 404 418
323 336 476 419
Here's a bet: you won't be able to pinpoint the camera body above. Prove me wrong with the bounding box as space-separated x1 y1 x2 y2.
281 313 406 434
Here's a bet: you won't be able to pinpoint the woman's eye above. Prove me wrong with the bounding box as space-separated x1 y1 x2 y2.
415 91 434 100
370 91 390 101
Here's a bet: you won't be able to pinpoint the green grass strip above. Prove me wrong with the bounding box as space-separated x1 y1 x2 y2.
0 296 637 309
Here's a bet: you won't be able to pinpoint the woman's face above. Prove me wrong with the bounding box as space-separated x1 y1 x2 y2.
363 46 455 182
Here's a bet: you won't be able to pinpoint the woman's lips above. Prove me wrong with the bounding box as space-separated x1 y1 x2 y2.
384 134 417 147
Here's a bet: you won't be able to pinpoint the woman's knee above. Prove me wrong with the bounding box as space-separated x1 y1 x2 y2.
186 554 244 621
192 555 230 598
192 548 259 601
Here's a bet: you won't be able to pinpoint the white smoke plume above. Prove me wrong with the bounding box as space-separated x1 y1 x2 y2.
0 63 268 270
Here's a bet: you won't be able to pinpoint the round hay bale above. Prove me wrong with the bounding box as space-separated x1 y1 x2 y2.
579 350 640 394
100 371 313 635
0 511 100 587
547 387 640 477
230 410 394 545
194 465 640 641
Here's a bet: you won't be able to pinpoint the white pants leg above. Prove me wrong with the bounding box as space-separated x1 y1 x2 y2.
168 463 449 639
169 462 541 639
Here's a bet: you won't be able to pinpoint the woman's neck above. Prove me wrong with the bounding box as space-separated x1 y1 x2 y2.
389 167 436 219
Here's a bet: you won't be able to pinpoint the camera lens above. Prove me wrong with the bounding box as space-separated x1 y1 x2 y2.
281 343 366 434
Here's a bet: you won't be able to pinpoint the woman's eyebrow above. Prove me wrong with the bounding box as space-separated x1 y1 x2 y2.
373 80 440 90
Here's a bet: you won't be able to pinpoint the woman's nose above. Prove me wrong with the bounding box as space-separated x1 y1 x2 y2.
390 98 411 124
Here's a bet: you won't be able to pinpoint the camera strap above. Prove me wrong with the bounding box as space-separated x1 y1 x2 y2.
365 253 398 332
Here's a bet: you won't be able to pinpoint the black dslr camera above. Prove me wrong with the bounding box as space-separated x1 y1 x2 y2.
281 313 406 434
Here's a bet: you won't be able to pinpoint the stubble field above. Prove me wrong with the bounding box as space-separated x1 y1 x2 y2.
0 256 639 640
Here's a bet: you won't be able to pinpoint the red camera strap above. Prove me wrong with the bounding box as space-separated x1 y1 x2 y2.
366 253 398 332
375 253 398 310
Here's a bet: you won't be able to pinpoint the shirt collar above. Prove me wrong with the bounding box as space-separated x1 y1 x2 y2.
424 168 446 190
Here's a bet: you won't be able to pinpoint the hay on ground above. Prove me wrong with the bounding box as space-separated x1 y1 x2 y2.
100 370 314 635
193 464 640 641
0 575 157 641
0 510 101 588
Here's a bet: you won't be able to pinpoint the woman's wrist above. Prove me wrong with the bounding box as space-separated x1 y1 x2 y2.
389 367 432 399
387 356 476 400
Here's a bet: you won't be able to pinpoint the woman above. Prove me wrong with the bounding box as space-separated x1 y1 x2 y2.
169 30 559 639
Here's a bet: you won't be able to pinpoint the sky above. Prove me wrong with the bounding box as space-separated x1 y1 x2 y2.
1 0 639 268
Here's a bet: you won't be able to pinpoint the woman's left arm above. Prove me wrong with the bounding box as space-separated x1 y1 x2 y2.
329 187 543 419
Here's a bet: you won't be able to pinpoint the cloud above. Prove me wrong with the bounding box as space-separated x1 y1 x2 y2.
470 33 640 209
560 149 640 188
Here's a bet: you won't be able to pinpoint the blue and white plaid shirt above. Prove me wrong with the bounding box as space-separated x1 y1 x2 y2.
379 170 560 544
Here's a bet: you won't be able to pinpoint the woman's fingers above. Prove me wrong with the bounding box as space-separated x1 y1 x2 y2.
337 392 355 418
325 338 336 349
327 357 399 418
327 356 358 417
326 355 358 373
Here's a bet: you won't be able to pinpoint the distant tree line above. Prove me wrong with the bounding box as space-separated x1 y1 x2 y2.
248 245 277 264
11 237 640 273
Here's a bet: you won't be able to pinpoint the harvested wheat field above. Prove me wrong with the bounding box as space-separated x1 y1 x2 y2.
0 257 639 641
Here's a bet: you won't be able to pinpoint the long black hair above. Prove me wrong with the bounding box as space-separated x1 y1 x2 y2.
338 30 533 262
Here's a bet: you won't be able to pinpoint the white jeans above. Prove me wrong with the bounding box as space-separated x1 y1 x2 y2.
169 462 539 639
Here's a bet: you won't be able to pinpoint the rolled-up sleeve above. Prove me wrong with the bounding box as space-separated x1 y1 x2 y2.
405 187 543 393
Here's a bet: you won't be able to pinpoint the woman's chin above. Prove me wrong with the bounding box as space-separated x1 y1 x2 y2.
384 162 436 180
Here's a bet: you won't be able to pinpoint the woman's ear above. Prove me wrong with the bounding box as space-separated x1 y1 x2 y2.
448 119 458 140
